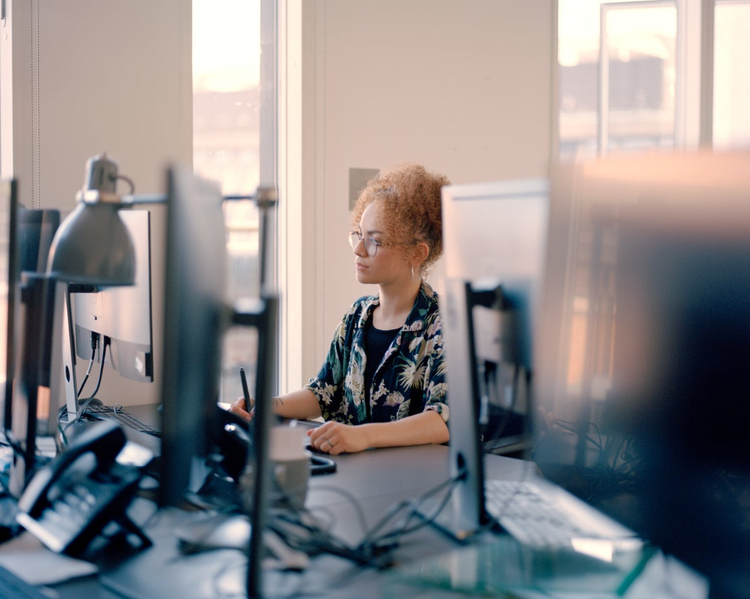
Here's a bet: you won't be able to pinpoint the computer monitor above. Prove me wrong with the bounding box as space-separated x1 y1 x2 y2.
0 180 19 434
534 151 750 597
71 210 153 384
157 167 278 596
438 178 549 538
158 167 228 508
3 206 61 433
17 208 60 274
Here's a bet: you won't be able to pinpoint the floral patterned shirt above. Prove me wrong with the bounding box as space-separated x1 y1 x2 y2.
304 283 448 425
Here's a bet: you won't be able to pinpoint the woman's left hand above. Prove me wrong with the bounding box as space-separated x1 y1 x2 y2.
307 421 367 455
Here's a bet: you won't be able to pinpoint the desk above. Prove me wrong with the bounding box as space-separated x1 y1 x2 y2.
0 443 534 598
2 442 695 599
114 444 531 599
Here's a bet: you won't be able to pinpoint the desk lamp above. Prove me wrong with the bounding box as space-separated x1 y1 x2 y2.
9 154 138 497
51 154 142 428
47 153 136 286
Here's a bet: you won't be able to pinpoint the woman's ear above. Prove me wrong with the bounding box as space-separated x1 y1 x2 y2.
414 241 430 267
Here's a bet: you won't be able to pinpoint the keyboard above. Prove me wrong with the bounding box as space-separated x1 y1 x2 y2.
0 565 50 599
83 403 160 437
485 480 637 550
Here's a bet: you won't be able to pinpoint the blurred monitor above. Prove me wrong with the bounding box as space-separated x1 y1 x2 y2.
18 207 60 274
72 210 153 383
5 189 69 493
534 151 750 598
438 178 549 536
0 180 19 433
158 167 228 508
104 167 278 597
2 197 64 433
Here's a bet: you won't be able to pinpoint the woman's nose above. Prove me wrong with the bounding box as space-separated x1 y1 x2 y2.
352 237 367 256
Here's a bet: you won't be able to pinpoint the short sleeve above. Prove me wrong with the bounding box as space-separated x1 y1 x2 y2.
304 315 349 420
420 311 449 422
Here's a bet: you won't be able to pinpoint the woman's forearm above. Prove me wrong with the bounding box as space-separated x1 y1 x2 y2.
358 410 449 450
274 388 323 421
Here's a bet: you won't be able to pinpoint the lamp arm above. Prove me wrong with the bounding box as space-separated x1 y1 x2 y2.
119 193 269 205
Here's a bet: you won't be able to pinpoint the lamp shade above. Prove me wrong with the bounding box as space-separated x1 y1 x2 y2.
46 201 136 286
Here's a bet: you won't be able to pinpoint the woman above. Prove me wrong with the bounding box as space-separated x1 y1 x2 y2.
231 163 450 454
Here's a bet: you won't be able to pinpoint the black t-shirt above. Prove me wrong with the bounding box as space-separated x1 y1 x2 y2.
363 319 400 421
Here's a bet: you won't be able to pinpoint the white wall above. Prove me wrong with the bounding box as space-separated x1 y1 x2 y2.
1 0 555 405
279 0 555 393
1 0 192 407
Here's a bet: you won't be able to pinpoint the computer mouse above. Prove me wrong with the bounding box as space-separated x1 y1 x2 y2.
310 455 336 475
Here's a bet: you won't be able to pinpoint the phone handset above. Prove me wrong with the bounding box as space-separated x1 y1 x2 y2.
18 420 126 518
16 420 152 555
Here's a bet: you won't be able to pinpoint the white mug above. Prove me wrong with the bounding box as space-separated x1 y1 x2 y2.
270 425 310 507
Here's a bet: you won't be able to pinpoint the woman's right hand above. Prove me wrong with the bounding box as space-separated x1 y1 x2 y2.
229 397 253 422
229 393 309 422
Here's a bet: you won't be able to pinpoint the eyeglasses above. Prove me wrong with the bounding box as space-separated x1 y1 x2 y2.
347 230 382 257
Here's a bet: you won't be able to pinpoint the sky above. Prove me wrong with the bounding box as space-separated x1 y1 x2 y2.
192 0 261 92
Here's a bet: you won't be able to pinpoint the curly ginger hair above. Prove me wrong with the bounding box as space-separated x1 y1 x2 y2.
351 163 450 274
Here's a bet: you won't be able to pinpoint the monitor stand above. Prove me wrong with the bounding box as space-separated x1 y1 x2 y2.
416 448 501 544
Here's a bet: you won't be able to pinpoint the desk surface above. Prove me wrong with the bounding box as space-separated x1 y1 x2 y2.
1 441 539 599
100 444 534 599
3 431 680 599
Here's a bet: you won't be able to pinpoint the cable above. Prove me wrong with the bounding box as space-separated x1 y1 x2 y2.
256 469 466 571
116 174 135 195
355 466 467 555
268 510 377 567
76 336 111 419
55 337 112 438
294 484 369 537
482 362 523 449
552 418 603 451
77 332 100 397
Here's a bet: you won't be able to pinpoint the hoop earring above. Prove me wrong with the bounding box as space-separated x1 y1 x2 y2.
411 266 415 282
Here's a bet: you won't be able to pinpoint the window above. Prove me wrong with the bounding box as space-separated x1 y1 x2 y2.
559 0 678 159
558 0 749 157
714 0 750 149
192 0 266 401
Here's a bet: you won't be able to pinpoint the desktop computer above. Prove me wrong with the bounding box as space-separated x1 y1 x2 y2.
432 178 549 538
421 152 750 599
60 209 156 439
534 150 750 598
72 210 154 385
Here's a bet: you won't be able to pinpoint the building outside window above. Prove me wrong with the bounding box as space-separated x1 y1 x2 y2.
556 0 750 408
558 0 750 159
558 0 678 159
192 0 265 402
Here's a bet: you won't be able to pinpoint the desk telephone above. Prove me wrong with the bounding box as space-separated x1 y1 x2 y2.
16 420 153 556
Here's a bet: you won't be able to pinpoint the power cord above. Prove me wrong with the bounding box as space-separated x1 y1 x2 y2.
356 467 465 554
264 465 468 570
75 336 111 419
56 335 112 444
76 332 100 397
481 362 524 449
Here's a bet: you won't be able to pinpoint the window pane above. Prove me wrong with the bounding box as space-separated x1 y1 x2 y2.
714 1 750 149
601 3 677 153
559 0 605 160
193 0 260 195
192 0 261 402
558 0 677 159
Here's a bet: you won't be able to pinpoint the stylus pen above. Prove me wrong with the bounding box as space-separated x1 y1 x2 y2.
240 367 251 413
